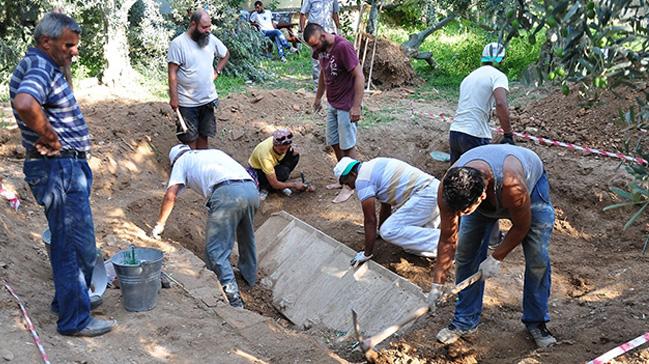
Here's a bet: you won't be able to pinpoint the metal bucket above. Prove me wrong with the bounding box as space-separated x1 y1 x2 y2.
111 247 164 312
42 229 107 299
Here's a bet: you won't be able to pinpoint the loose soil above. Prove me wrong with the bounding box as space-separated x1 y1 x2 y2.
1 79 648 363
359 37 418 90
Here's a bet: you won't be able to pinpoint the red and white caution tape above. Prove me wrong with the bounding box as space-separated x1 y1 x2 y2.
413 109 649 166
587 332 649 364
3 282 51 364
0 184 20 211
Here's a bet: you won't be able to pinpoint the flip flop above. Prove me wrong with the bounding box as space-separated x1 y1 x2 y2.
326 183 342 190
332 186 354 203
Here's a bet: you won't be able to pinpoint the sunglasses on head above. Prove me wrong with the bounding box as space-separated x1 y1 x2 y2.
275 133 293 144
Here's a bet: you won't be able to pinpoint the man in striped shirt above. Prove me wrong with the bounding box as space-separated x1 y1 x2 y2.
10 12 115 337
333 157 441 266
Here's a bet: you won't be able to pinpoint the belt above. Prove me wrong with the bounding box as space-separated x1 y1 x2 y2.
210 179 251 193
26 149 88 160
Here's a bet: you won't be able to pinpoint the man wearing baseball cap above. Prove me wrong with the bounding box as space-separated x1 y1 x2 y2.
333 157 441 266
151 144 259 309
449 42 514 164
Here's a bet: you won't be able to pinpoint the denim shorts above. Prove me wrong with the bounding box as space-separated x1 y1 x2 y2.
326 105 357 150
177 99 219 143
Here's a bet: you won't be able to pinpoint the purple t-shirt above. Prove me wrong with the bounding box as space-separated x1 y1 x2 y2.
312 35 359 111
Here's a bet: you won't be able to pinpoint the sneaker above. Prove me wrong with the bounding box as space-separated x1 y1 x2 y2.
281 188 293 197
223 282 245 309
66 317 116 337
280 56 287 63
259 189 269 200
527 322 557 348
436 324 477 345
289 46 298 53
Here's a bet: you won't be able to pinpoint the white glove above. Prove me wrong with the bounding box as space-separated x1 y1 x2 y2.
478 255 501 279
151 223 165 240
350 251 373 267
427 283 447 309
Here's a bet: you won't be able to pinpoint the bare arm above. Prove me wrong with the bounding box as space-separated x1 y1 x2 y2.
378 202 391 228
156 184 181 226
168 63 179 110
491 170 531 261
432 183 460 283
333 12 341 30
494 87 512 134
299 13 307 32
313 68 326 112
12 93 60 155
215 50 230 80
361 197 378 255
350 63 365 122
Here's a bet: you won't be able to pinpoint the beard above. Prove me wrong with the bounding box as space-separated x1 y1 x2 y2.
319 39 330 53
256 8 263 13
62 63 73 90
191 28 210 48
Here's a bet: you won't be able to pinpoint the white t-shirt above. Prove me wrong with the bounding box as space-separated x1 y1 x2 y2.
167 33 228 107
167 149 252 199
250 10 275 31
450 65 509 139
355 158 438 208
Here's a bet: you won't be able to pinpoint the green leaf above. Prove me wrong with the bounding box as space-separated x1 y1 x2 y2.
624 201 649 230
610 187 633 200
603 200 645 211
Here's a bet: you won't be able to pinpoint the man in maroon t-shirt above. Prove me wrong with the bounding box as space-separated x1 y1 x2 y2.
304 23 365 203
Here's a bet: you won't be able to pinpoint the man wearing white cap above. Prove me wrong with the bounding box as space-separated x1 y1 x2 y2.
151 144 259 309
449 42 514 164
334 157 441 266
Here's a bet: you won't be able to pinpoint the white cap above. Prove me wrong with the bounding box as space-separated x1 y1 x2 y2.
333 157 359 181
481 42 506 63
169 144 190 165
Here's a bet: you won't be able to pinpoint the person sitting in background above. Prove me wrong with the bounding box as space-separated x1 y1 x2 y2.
247 129 313 199
249 1 297 62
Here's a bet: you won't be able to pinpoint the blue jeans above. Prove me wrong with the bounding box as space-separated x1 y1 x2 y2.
449 131 491 164
262 29 290 58
23 158 97 334
451 173 554 330
205 181 259 289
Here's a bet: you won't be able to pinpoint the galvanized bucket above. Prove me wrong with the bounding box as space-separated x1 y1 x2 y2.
111 247 164 312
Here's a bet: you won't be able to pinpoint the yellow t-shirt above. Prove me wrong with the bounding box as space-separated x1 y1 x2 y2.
248 137 286 175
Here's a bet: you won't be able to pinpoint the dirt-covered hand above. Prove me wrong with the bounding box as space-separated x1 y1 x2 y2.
350 250 373 267
313 98 322 113
34 135 61 156
350 105 361 122
151 223 165 240
500 132 515 145
427 283 447 309
478 255 501 279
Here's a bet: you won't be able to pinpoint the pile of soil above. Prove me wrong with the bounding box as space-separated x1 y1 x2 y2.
513 84 649 152
359 37 418 90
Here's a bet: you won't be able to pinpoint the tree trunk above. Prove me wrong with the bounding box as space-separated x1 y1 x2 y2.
101 0 137 86
400 13 457 51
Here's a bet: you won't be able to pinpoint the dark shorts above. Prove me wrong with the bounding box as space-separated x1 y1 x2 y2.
177 99 219 144
449 131 491 164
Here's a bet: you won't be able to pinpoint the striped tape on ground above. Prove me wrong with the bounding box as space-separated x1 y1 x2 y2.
4 282 51 364
587 332 649 364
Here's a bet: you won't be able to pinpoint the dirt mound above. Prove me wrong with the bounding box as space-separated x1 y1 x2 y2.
513 84 649 152
360 37 418 90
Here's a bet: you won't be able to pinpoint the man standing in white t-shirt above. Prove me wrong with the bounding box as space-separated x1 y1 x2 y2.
249 1 297 62
151 145 259 309
167 10 230 150
449 43 514 164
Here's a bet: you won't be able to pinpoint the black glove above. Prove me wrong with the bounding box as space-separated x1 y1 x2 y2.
501 132 515 145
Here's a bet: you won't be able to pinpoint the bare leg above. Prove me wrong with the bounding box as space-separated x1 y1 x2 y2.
341 146 358 160
196 136 209 149
331 144 343 161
